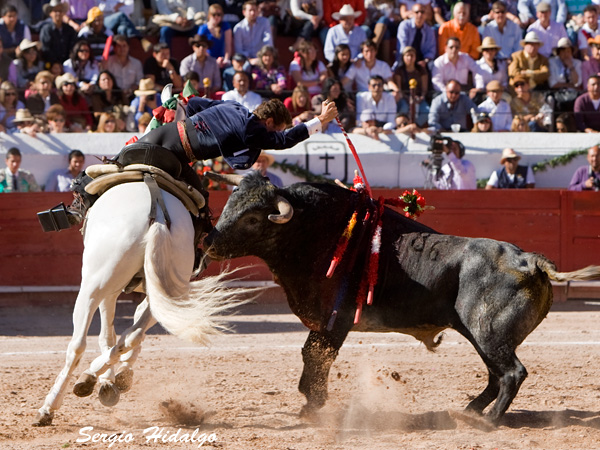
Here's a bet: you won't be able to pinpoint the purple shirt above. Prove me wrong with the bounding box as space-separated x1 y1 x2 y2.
574 92 600 132
569 165 600 191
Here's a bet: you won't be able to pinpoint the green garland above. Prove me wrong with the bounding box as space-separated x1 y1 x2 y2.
272 159 336 183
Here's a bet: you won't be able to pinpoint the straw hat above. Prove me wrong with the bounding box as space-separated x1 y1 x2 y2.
18 39 41 52
500 148 521 164
134 78 157 96
55 72 77 89
486 80 503 92
12 108 35 124
332 4 362 20
86 6 104 24
520 31 543 47
536 2 550 12
478 36 500 52
43 0 69 16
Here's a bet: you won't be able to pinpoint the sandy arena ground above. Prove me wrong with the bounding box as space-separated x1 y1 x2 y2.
2 299 600 450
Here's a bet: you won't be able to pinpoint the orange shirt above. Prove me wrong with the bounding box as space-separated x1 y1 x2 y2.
438 19 481 60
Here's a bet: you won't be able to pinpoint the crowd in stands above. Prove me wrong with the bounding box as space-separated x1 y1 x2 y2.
1 0 600 192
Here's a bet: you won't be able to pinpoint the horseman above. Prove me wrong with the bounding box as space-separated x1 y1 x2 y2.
61 96 338 226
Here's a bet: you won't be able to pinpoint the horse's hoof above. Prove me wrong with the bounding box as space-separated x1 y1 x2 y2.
32 410 54 427
99 382 121 407
299 404 320 421
114 367 134 393
73 372 97 397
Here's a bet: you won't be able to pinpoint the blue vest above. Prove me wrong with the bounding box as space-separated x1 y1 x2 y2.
496 166 528 189
0 21 25 50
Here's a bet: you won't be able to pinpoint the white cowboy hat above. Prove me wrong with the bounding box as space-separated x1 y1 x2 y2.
332 4 362 21
55 72 78 89
43 0 69 16
12 108 35 124
520 31 544 47
18 38 41 52
500 148 521 164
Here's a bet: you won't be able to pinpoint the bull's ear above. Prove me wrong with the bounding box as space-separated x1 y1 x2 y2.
268 195 293 224
204 171 244 186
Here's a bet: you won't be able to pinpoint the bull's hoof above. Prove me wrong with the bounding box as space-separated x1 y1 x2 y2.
73 372 97 397
99 382 121 407
32 410 54 427
114 367 134 393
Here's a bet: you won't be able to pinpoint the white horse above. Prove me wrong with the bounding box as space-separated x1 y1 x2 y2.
34 180 247 426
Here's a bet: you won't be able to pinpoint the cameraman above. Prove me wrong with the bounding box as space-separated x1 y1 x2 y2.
433 138 477 190
569 145 600 191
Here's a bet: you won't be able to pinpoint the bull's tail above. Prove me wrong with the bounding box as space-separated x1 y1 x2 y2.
143 221 256 344
536 256 600 282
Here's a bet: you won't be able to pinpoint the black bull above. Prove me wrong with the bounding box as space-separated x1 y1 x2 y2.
204 171 600 424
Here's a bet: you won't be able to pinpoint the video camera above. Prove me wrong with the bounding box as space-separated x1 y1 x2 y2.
426 133 453 172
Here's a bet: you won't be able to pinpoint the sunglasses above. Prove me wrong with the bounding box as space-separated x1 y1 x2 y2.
78 48 90 53
4 92 16 96
447 90 461 94
514 82 526 87
370 83 383 88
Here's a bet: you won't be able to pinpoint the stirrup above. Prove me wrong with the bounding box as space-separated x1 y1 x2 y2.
37 203 80 232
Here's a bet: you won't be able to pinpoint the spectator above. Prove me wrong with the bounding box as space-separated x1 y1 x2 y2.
288 0 324 52
355 74 396 137
323 4 367 63
574 75 600 132
223 53 249 91
77 7 112 64
474 37 509 92
432 0 466 25
284 84 315 125
197 3 233 68
518 0 567 26
0 147 40 192
251 45 287 96
61 0 96 32
526 1 567 58
482 1 522 61
138 111 152 134
578 5 599 60
90 70 127 130
180 35 222 93
568 145 600 190
438 2 481 60
143 42 183 92
13 39 43 91
508 31 549 90
209 0 245 28
129 78 161 129
582 36 600 88
548 37 581 89
63 40 99 95
0 81 24 131
100 0 142 39
95 111 119 132
433 139 477 189
478 80 512 131
289 40 327 95
154 0 207 46
428 79 478 132
222 70 263 110
12 108 41 137
554 112 575 132
56 72 93 132
342 39 396 92
322 0 366 32
248 151 283 187
0 40 17 88
486 147 535 189
39 0 77 65
105 35 144 100
233 0 273 65
399 0 434 22
510 74 548 131
183 70 201 91
0 4 31 58
45 104 68 133
390 112 422 135
393 46 429 126
311 77 355 131
471 111 493 131
396 3 436 67
511 113 531 131
326 43 353 91
25 71 60 116
432 37 479 93
45 149 85 192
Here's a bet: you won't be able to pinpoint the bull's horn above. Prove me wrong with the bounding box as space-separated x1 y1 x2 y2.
204 171 244 186
268 195 293 224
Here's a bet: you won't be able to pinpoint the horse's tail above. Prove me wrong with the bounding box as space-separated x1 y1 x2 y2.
143 221 255 344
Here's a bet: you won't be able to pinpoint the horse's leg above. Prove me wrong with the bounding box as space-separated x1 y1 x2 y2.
95 297 120 406
33 291 102 426
82 298 156 393
114 298 157 393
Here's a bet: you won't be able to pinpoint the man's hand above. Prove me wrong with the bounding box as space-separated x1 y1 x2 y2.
317 100 338 126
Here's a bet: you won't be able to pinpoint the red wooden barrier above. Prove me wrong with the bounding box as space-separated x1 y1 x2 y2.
0 190 598 288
